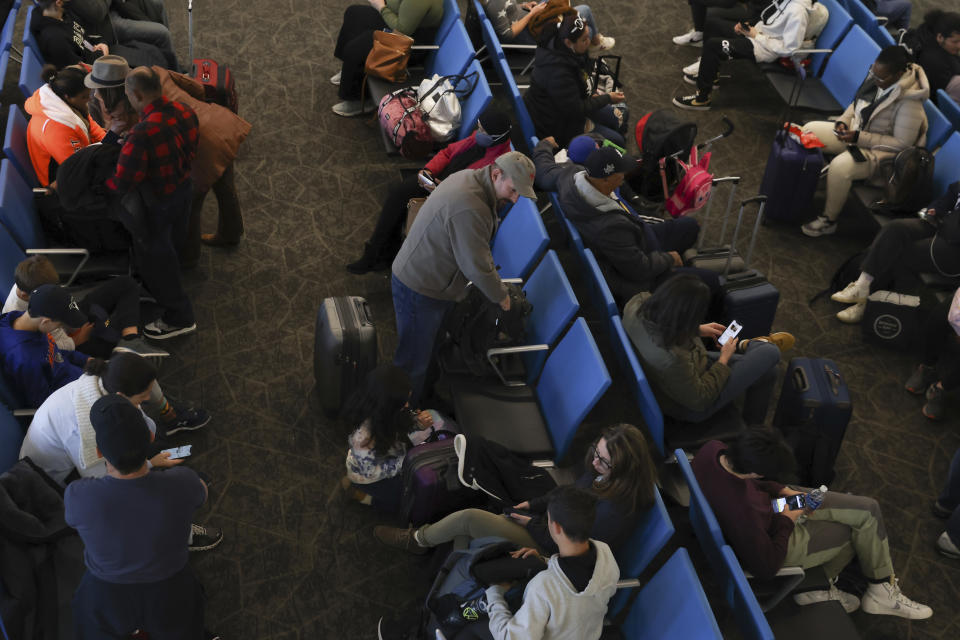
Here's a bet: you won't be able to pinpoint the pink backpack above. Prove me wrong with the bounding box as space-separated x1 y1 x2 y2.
378 88 433 159
661 146 713 218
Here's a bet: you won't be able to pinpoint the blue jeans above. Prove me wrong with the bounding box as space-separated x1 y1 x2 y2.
669 341 780 424
391 274 455 403
110 9 178 70
938 448 960 547
873 0 911 30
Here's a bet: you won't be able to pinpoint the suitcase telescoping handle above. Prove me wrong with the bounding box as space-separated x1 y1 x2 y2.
723 195 767 277
354 297 372 324
188 0 193 64
698 176 741 252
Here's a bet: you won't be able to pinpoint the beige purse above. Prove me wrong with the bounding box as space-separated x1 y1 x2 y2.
405 197 427 236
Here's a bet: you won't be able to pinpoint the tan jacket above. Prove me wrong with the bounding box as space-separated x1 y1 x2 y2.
152 66 252 192
838 62 930 180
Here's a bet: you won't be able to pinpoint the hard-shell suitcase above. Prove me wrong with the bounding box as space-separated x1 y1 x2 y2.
718 196 780 338
759 124 824 223
399 429 479 527
313 296 377 418
683 176 746 273
773 357 852 486
187 1 239 113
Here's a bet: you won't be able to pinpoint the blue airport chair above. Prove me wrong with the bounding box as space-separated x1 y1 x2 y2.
1 8 17 53
608 487 675 617
924 99 952 151
494 54 537 145
0 50 8 98
847 0 892 47
938 89 960 130
0 159 44 250
455 59 493 141
618 548 723 640
4 105 39 187
521 250 579 378
435 0 462 44
22 5 40 56
582 248 617 317
547 192 585 254
608 315 666 457
808 0 853 75
492 196 549 280
18 45 44 99
721 546 776 640
426 20 476 80
933 133 960 197
476 3 505 64
0 407 24 475
0 221 26 296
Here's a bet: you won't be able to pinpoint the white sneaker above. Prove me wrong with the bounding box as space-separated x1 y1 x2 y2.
332 99 373 117
937 531 960 559
683 58 701 76
589 35 615 53
793 584 861 613
836 302 866 324
830 281 868 304
861 578 932 619
330 71 341 86
673 29 703 46
801 216 837 237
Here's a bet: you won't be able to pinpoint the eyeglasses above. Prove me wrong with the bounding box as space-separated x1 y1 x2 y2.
591 444 612 471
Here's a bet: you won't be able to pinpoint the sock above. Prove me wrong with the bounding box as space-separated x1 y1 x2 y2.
359 494 373 506
413 527 425 546
158 400 178 423
855 273 873 292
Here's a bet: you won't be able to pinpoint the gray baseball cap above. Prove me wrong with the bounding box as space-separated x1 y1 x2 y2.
494 151 537 201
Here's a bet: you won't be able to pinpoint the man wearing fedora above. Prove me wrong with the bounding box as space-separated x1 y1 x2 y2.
96 64 200 340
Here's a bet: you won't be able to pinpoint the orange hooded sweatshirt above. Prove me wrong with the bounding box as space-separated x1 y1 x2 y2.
25 85 105 186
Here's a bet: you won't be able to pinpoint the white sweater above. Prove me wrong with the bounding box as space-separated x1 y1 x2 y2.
750 0 813 63
485 540 619 640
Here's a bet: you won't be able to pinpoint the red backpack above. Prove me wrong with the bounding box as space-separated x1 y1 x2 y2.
377 88 433 159
661 146 713 217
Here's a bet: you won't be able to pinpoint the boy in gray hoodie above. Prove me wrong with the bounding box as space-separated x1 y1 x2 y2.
484 486 619 640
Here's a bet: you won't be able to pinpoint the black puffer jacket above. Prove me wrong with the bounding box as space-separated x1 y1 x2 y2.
523 39 610 147
916 26 960 95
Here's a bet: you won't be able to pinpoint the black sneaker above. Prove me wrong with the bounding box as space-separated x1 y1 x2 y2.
932 500 953 518
189 524 223 551
922 383 946 421
673 93 711 110
205 631 221 640
164 407 211 435
905 364 937 395
112 337 170 358
143 319 198 340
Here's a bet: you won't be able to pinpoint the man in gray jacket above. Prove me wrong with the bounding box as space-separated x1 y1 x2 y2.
391 151 537 402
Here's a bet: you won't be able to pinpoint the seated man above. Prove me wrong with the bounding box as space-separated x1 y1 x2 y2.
914 10 960 103
481 0 614 50
673 0 813 110
692 428 932 619
482 486 619 640
66 395 217 639
532 143 716 305
904 286 960 422
532 134 601 192
829 180 960 323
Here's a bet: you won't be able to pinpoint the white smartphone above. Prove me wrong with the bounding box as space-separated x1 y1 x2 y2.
718 320 743 346
161 445 192 459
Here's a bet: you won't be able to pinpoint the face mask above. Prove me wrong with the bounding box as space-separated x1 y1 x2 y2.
475 131 496 147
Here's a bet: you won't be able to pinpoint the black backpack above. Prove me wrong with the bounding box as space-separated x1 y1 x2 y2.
872 146 935 215
808 250 866 306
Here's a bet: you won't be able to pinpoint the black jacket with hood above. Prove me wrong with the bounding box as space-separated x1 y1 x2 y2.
916 24 960 95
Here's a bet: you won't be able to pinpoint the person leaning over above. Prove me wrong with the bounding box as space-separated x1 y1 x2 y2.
693 427 932 619
103 66 200 340
67 394 216 639
390 151 536 403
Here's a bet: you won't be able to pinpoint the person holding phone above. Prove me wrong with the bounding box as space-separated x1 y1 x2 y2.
623 274 794 425
481 0 614 51
693 428 932 619
801 47 931 237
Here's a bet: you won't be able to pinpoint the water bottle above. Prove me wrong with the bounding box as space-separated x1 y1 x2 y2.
806 485 828 511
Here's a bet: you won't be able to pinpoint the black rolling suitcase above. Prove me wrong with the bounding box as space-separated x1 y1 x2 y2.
773 357 852 486
313 296 377 417
718 196 780 339
682 176 747 274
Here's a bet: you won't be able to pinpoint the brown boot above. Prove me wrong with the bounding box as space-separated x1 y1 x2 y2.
738 331 795 354
373 525 430 555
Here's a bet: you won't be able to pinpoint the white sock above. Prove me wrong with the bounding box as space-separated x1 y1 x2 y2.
855 273 873 292
413 528 425 546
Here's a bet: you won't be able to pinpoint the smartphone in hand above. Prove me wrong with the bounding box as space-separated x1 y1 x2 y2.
718 320 743 346
847 145 867 163
772 494 806 513
161 445 192 460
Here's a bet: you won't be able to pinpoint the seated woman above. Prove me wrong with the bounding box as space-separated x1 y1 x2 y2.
904 286 960 421
25 65 105 187
341 365 450 513
623 274 793 425
671 0 767 46
674 0 813 110
330 0 443 117
914 10 960 103
831 181 960 324
346 107 513 274
524 13 628 147
373 423 657 555
481 0 613 50
801 47 929 237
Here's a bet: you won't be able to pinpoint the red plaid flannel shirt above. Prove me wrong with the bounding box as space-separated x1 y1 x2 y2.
106 96 199 197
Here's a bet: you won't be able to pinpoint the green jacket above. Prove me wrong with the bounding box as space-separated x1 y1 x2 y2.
381 0 443 36
622 295 731 417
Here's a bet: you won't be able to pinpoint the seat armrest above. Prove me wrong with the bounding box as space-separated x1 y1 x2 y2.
615 578 641 590
410 45 440 51
486 344 549 387
26 248 90 287
13 408 37 418
744 565 806 612
501 44 536 51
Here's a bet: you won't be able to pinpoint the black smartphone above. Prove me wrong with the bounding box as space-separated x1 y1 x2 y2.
503 507 532 518
847 145 867 163
771 494 806 513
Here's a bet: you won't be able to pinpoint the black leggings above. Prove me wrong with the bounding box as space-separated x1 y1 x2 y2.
366 174 430 259
688 0 740 32
861 219 960 293
697 34 756 97
920 296 960 390
77 276 141 358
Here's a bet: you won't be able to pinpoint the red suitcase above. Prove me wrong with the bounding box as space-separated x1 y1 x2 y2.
192 59 238 113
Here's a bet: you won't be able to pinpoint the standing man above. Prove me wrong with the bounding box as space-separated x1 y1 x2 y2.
390 151 537 402
104 66 199 340
66 394 214 639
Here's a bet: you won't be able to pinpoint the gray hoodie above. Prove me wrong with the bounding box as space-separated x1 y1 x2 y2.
485 539 620 640
392 166 506 303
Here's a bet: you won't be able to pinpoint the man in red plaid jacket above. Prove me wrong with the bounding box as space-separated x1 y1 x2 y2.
105 66 199 340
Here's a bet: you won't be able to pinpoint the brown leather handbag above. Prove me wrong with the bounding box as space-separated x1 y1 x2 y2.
365 31 414 83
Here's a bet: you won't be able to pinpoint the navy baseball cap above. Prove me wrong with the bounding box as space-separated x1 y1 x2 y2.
583 147 638 179
27 284 86 327
90 394 150 470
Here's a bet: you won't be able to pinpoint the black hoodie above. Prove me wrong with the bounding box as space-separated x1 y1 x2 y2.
32 12 101 68
916 25 960 95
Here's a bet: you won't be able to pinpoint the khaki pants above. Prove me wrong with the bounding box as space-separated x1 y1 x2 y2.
802 121 873 221
418 508 539 551
782 491 894 580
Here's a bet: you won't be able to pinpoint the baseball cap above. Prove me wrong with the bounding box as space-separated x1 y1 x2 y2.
568 135 599 165
494 151 537 200
27 284 87 327
477 107 512 143
90 394 150 471
583 147 638 179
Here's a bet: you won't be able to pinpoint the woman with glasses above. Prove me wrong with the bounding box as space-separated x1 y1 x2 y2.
523 12 628 147
373 423 657 555
800 46 930 239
